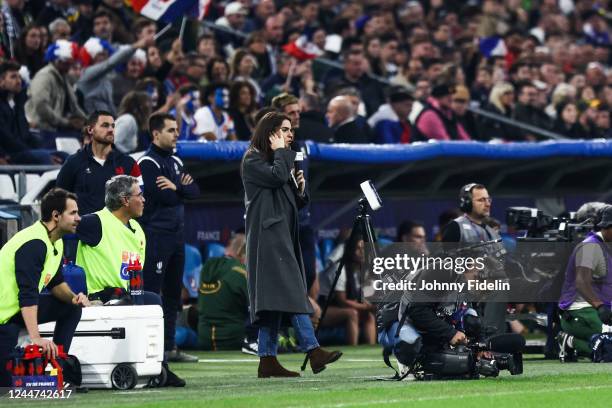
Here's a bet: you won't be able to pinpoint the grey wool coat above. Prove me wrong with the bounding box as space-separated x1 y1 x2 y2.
242 147 313 324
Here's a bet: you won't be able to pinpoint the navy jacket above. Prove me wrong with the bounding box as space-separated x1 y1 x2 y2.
56 144 141 216
0 89 38 155
138 144 200 234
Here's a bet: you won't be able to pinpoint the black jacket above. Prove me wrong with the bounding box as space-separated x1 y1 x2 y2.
137 143 200 234
407 302 457 346
333 119 371 144
0 89 37 155
295 111 334 143
56 144 141 216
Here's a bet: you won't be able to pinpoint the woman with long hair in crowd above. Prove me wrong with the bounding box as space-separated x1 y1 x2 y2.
114 91 153 153
231 49 262 102
241 112 342 378
228 80 258 141
14 24 45 76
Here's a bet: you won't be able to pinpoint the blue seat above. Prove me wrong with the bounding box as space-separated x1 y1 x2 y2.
183 244 203 299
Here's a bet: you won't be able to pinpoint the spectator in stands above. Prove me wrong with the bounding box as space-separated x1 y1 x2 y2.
215 1 248 56
471 66 493 108
331 233 377 345
35 0 74 28
195 33 219 65
197 233 248 350
368 86 414 144
552 101 588 139
230 49 261 102
396 220 428 255
206 56 230 85
111 48 147 108
592 104 612 139
56 110 141 216
413 82 470 141
334 87 370 133
514 81 552 141
193 82 236 141
96 0 134 45
171 83 200 141
409 78 431 124
48 18 70 42
25 39 86 144
138 112 200 363
14 24 45 77
271 92 300 135
261 53 305 103
114 91 152 153
294 93 334 143
392 57 424 90
70 0 94 44
451 85 480 140
228 80 257 141
478 82 518 141
1 0 33 57
326 95 370 144
324 50 385 116
77 34 154 115
245 31 271 80
90 10 113 44
0 61 64 164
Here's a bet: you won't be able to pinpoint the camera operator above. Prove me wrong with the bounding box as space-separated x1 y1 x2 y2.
557 205 612 361
442 183 507 335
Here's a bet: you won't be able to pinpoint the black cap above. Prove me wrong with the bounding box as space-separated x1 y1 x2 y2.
597 205 612 229
431 83 454 98
388 86 414 103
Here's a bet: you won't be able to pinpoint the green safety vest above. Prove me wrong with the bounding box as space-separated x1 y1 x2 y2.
0 222 63 324
76 208 146 295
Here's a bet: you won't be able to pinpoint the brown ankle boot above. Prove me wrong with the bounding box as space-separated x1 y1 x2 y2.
309 347 343 374
258 356 300 378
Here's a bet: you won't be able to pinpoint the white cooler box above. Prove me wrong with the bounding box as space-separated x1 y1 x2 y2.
37 305 164 390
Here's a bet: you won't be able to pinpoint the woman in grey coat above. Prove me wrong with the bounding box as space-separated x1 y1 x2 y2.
242 112 342 378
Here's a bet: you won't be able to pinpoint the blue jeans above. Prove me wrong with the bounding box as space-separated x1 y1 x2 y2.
258 313 319 357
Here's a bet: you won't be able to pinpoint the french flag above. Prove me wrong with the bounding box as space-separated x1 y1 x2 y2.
479 36 507 58
131 0 211 23
283 32 323 61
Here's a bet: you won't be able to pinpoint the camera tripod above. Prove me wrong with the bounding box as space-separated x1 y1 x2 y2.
301 198 378 371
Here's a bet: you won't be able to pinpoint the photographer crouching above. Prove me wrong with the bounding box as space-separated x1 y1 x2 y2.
558 205 612 362
378 259 524 380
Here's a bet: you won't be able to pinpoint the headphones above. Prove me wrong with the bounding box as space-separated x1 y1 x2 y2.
459 183 478 213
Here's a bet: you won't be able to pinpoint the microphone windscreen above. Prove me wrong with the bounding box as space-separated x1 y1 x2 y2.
486 333 525 353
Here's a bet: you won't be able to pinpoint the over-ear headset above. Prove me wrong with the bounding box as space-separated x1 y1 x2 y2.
459 183 478 213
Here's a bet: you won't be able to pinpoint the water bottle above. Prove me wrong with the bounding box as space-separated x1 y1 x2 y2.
128 258 144 305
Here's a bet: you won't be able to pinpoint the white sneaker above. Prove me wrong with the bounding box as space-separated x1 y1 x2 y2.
241 339 258 356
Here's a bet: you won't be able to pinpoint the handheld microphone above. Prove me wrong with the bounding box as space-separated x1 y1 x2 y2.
291 151 305 190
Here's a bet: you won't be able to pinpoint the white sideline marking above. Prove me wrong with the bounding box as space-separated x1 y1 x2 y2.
286 384 612 408
198 358 380 363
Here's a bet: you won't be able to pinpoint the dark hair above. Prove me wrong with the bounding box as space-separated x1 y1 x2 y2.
515 80 535 95
86 110 114 128
41 188 77 222
396 220 425 242
18 24 42 52
341 231 364 300
92 10 112 22
206 57 230 83
177 83 199 96
134 18 156 35
148 112 176 135
230 49 255 78
118 91 152 132
253 107 276 124
0 61 21 78
248 111 290 163
229 80 257 112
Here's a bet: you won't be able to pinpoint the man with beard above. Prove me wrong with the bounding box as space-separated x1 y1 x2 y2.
57 110 142 216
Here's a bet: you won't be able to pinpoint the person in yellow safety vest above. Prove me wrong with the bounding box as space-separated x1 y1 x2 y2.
75 174 186 387
0 188 89 387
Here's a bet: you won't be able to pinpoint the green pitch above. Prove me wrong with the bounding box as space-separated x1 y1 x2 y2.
5 346 612 407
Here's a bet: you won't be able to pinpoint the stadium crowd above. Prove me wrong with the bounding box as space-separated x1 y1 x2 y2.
1 0 612 166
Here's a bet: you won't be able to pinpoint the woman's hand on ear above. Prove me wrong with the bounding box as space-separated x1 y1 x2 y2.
269 131 285 150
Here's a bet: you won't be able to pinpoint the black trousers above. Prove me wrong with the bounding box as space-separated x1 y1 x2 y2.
0 295 82 387
143 229 184 352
